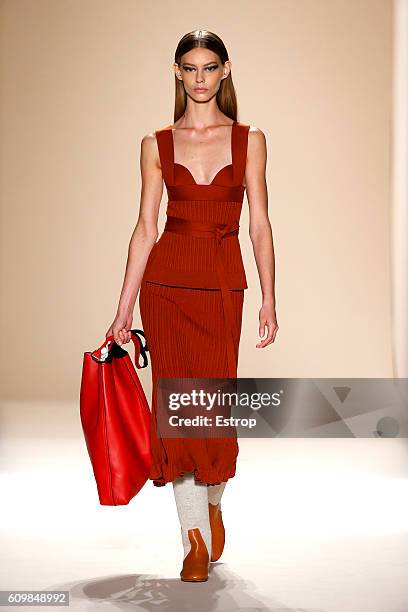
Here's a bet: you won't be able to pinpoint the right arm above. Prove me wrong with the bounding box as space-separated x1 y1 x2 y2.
106 132 163 345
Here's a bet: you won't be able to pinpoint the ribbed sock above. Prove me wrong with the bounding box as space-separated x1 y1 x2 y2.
172 472 212 560
207 481 227 506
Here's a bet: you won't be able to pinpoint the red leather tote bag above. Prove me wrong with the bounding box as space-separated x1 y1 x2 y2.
80 329 152 505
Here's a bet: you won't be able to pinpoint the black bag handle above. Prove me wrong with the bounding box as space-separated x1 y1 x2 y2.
130 328 149 368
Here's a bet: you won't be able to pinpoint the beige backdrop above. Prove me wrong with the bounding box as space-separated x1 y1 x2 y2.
0 0 393 401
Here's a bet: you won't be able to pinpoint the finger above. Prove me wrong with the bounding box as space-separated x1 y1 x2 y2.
257 322 275 347
264 323 276 346
257 319 267 347
256 331 268 347
121 329 130 344
266 324 277 345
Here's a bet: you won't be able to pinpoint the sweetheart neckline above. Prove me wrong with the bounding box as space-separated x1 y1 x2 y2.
173 162 233 186
170 120 236 186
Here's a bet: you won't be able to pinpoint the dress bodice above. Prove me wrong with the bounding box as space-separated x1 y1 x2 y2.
142 120 250 290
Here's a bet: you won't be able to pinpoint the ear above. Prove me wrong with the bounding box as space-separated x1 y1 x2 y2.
222 60 232 79
173 62 182 81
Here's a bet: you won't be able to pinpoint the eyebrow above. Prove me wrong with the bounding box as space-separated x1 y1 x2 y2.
180 61 218 67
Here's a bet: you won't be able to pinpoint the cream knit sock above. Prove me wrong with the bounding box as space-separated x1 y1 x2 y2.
172 472 212 560
207 481 227 506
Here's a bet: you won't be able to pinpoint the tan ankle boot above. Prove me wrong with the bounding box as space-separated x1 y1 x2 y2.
208 502 225 562
180 528 210 582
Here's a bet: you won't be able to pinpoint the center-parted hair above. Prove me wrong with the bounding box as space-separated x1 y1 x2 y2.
174 30 238 123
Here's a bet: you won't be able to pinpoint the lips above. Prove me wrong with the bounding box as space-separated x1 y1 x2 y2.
194 88 208 92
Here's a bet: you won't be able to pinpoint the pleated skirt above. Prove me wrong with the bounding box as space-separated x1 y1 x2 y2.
139 279 244 487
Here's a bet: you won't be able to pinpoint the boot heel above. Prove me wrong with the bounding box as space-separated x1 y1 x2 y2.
208 502 225 562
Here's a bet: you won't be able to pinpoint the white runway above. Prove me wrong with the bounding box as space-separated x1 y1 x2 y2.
1 401 408 612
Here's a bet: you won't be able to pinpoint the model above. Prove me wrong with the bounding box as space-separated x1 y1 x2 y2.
106 29 278 582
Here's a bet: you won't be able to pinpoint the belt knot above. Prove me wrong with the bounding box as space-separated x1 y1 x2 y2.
215 226 224 243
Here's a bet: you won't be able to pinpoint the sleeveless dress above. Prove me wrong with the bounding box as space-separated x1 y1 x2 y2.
139 120 250 487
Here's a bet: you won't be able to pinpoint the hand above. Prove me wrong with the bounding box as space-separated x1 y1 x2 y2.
256 303 278 348
106 311 133 346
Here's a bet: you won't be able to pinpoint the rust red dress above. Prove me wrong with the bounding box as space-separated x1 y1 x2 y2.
139 120 250 487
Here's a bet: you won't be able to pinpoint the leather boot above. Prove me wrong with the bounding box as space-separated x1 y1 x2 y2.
208 501 225 562
180 528 210 582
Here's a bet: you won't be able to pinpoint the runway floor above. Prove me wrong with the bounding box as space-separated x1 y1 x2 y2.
1 400 408 612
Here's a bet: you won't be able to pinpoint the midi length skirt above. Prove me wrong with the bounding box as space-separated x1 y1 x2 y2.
139 279 244 487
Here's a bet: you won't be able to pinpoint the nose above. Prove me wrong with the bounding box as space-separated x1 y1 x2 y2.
196 69 205 83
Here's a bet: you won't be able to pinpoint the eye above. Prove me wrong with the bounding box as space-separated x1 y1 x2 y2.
181 64 219 72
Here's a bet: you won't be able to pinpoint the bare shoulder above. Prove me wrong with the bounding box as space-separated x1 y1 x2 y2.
141 124 172 150
141 130 158 149
140 130 161 165
248 125 266 144
246 126 267 160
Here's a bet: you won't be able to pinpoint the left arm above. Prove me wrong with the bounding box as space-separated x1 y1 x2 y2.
245 127 278 348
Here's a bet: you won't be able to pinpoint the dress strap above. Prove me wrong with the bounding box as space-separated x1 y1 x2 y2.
155 129 174 186
233 123 250 186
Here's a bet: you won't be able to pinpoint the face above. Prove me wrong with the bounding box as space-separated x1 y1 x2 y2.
174 48 231 101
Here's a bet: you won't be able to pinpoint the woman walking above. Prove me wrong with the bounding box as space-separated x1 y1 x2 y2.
106 29 277 582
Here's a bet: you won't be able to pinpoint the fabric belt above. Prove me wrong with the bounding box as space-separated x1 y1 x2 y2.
164 215 240 379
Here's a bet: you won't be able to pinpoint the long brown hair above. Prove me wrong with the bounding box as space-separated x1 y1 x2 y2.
173 30 238 123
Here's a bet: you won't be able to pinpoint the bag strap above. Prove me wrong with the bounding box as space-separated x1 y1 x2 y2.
91 328 149 368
